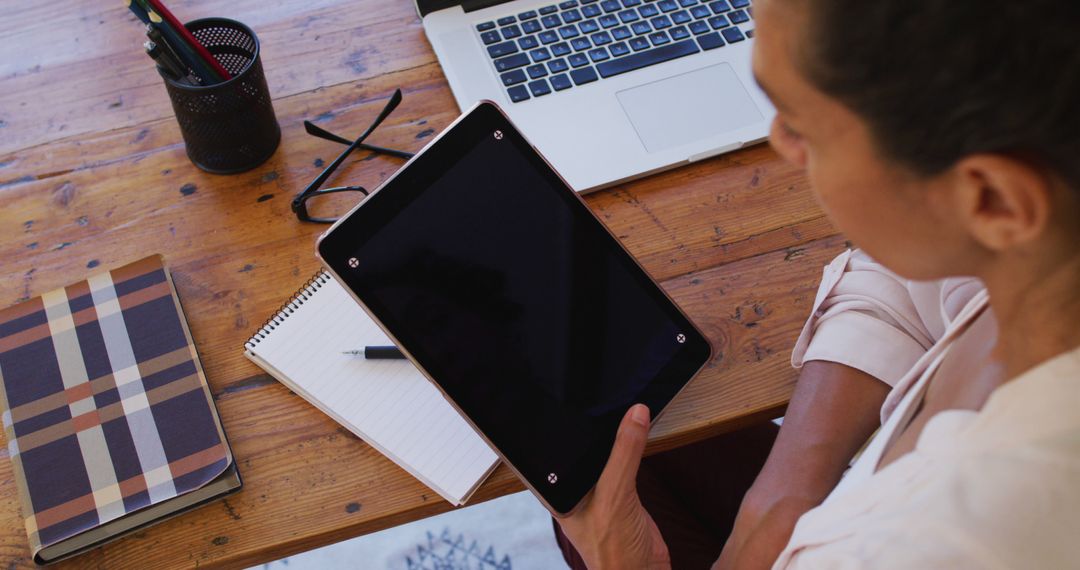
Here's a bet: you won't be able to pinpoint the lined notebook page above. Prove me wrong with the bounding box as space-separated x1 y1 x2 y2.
244 274 498 505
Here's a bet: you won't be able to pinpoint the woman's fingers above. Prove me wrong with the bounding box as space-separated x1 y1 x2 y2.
596 404 651 500
556 404 670 569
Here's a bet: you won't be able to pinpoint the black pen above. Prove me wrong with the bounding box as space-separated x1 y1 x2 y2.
144 40 188 83
342 346 406 359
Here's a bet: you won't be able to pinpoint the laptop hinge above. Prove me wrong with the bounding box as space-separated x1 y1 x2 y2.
461 0 516 12
416 0 516 18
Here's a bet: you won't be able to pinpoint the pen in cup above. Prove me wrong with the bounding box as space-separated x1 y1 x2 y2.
342 346 406 359
145 40 187 82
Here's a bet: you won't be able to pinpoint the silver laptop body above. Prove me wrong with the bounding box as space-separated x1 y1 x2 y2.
418 0 774 193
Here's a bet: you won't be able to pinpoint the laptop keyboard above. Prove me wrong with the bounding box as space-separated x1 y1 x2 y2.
476 0 754 103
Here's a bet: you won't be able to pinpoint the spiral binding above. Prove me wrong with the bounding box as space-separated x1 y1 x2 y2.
244 271 331 351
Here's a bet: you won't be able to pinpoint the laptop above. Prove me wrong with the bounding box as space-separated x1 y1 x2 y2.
418 0 774 193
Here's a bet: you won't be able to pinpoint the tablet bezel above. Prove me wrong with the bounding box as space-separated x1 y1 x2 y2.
316 100 714 515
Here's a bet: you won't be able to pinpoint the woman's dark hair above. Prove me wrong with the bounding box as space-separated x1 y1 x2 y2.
796 0 1080 192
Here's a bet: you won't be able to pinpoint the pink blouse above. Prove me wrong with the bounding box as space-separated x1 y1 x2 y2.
774 249 1080 569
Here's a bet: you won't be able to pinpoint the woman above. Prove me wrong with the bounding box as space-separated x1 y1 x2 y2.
556 0 1080 567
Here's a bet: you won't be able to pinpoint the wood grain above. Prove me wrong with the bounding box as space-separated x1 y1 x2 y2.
0 0 842 567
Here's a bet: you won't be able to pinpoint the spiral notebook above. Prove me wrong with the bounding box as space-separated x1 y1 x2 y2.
244 272 499 506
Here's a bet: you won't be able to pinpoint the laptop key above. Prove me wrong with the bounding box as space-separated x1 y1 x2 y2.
612 25 632 39
588 47 610 61
481 31 501 45
571 37 593 50
519 36 540 50
559 26 580 39
552 41 572 56
721 26 745 42
564 9 583 22
527 64 549 78
622 0 643 5
550 73 573 90
580 19 601 33
619 9 640 22
689 20 710 34
631 21 652 34
542 14 562 28
592 31 613 45
638 5 659 17
519 10 539 19
528 78 551 99
678 0 698 5
672 9 691 23
560 0 579 8
658 0 679 12
501 69 527 86
530 47 553 61
697 31 725 49
651 15 673 28
477 21 496 31
729 9 749 23
599 14 620 27
498 16 517 26
502 24 522 39
709 0 731 13
494 52 530 71
730 0 749 7
487 41 518 58
595 37 699 77
609 41 630 56
601 0 622 13
583 4 603 17
539 30 560 43
522 20 543 33
540 4 559 14
649 30 671 45
746 28 754 38
568 53 590 67
670 25 690 39
629 36 650 50
709 15 729 29
570 66 599 85
690 5 711 18
507 85 530 102
548 58 570 72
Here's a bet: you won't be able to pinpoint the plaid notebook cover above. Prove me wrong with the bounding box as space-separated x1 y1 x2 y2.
0 255 232 558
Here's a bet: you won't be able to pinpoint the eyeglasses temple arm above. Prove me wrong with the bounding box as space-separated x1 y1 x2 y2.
304 120 415 159
293 90 404 210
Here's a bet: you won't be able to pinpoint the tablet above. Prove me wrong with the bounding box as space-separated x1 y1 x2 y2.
317 101 713 515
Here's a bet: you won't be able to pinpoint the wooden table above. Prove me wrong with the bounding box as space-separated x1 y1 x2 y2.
0 1 845 567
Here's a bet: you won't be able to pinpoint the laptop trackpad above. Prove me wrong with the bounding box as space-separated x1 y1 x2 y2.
616 63 763 153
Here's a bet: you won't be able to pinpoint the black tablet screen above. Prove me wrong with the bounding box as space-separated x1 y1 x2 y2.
319 104 711 514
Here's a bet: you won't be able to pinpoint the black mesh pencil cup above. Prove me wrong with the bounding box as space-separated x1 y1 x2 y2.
160 18 280 174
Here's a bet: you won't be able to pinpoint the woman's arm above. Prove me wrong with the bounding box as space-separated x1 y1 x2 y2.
717 249 958 569
714 361 890 570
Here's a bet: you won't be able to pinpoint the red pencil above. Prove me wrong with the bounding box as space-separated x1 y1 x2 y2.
146 0 233 81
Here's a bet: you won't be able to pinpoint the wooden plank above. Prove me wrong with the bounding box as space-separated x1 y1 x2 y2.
0 0 432 155
0 65 828 299
0 233 845 569
0 65 835 392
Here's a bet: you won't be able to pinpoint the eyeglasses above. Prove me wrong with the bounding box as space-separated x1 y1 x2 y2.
292 89 414 223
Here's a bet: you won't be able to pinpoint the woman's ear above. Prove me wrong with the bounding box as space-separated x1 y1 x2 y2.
950 155 1052 252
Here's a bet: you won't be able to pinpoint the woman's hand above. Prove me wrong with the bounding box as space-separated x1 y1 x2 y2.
556 404 671 569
